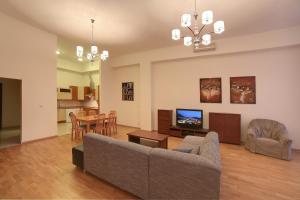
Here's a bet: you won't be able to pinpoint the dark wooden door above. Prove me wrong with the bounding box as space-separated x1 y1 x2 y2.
0 83 2 129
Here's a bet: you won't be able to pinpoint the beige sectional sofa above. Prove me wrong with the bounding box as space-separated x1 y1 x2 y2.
83 132 221 200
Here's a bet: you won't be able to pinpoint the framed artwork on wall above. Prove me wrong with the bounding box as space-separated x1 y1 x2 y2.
230 76 256 104
122 82 134 101
200 78 222 103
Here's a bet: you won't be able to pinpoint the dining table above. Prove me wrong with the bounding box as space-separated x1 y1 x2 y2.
76 115 107 132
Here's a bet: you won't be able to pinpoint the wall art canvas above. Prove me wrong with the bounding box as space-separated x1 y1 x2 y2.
230 76 256 104
200 78 222 103
122 82 134 101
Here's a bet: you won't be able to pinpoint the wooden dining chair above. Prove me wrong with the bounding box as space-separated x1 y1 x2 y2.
69 112 86 140
88 110 97 116
76 110 86 117
106 113 116 136
110 110 118 135
92 114 106 135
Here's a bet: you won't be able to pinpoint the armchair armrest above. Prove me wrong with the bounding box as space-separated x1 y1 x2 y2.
245 128 258 152
248 128 259 138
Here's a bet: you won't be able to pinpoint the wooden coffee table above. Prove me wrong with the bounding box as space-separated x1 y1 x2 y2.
127 130 168 149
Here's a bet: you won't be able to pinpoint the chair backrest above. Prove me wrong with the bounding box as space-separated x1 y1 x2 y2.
88 110 97 116
69 112 79 129
110 110 117 123
76 110 86 117
249 119 287 140
107 113 115 125
96 114 106 129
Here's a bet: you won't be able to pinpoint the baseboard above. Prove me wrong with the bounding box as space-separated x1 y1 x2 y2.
0 126 21 130
117 124 140 129
22 135 58 144
57 120 67 123
292 148 300 152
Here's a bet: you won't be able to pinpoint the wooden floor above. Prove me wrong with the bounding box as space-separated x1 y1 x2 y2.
0 126 299 199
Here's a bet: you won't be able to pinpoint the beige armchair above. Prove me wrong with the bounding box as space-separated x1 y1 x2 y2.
245 119 292 160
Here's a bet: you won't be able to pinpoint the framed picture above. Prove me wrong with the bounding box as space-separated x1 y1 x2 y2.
122 82 134 101
200 78 222 103
230 76 256 104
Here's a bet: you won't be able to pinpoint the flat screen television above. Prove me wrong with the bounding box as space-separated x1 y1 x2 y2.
176 109 203 129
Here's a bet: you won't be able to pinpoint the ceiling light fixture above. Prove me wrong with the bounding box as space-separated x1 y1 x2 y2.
171 0 225 50
76 19 109 62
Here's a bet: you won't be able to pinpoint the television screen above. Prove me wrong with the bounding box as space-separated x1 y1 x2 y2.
176 109 203 129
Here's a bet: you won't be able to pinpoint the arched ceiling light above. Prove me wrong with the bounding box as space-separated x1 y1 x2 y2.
76 19 109 62
171 0 225 50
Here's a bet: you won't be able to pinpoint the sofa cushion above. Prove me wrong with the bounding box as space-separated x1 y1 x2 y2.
175 143 200 154
173 147 193 153
106 139 152 200
182 136 204 146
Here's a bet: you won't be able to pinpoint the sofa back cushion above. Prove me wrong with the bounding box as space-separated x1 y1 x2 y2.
107 139 152 200
83 134 112 181
200 132 221 168
149 148 221 200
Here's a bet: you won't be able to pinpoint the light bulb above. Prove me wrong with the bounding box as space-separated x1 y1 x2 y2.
181 14 192 27
87 53 92 61
102 50 109 58
100 54 107 61
184 36 193 46
91 45 98 55
202 10 213 25
171 29 181 40
76 46 84 57
56 50 60 55
202 34 211 46
214 21 225 34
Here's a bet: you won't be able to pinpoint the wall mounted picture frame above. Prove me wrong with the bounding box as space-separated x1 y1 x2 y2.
122 82 134 101
230 76 256 104
200 78 222 103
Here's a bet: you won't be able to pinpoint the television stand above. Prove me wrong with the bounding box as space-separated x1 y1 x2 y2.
169 126 210 138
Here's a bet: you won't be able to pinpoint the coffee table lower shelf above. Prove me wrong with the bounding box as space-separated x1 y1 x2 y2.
127 130 168 149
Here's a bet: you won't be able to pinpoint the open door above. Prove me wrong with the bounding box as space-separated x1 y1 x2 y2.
0 83 2 129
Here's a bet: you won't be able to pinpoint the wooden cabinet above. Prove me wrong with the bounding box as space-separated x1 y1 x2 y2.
158 109 173 134
209 112 241 144
70 86 78 100
78 87 84 100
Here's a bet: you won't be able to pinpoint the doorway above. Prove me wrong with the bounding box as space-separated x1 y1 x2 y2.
0 77 22 148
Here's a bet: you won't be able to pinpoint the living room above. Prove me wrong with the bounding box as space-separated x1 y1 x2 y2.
0 0 300 199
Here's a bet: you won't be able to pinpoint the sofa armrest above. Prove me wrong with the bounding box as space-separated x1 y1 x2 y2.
149 148 220 200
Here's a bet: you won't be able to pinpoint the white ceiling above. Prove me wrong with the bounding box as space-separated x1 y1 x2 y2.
1 0 300 58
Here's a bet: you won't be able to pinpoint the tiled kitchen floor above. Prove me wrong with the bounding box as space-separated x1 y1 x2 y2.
57 122 72 136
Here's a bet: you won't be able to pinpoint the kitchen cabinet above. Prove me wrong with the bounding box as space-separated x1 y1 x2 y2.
70 86 78 100
78 87 84 100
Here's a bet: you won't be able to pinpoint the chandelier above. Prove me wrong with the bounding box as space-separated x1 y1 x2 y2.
76 19 109 62
171 0 225 50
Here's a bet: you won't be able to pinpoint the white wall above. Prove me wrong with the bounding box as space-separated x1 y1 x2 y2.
57 57 99 88
0 11 57 142
101 64 140 127
101 25 300 149
0 78 21 128
152 46 300 148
